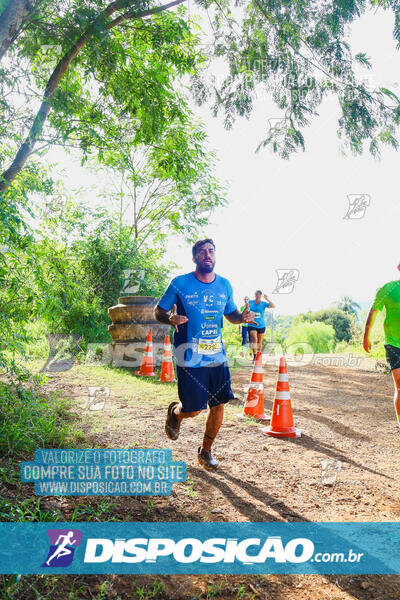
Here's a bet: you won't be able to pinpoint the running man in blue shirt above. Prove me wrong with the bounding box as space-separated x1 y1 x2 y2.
154 239 255 470
248 290 275 360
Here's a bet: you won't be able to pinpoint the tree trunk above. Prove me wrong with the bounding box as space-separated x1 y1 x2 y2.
0 0 33 62
0 0 185 195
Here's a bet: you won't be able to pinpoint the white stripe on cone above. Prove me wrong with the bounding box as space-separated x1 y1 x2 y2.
278 373 288 381
249 383 263 391
275 391 291 400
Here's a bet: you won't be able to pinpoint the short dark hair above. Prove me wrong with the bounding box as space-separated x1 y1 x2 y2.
255 289 262 295
192 239 215 257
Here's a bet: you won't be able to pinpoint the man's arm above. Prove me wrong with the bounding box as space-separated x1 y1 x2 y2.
225 303 256 325
363 308 378 353
264 293 275 309
154 304 188 332
154 305 171 325
225 309 246 325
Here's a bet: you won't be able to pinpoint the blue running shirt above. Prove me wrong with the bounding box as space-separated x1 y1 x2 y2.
157 272 237 367
248 300 270 329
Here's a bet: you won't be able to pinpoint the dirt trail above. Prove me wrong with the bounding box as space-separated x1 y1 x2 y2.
31 362 400 598
47 362 400 523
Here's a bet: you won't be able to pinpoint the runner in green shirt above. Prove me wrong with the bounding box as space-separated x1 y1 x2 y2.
364 273 400 429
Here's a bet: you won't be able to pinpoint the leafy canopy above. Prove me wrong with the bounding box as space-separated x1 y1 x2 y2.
192 0 400 158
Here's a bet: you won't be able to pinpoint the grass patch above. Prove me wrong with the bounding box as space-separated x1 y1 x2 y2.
334 340 387 360
184 478 197 498
0 496 63 522
70 498 121 522
134 579 166 599
206 583 224 598
0 383 84 457
0 575 110 600
25 362 180 411
0 378 87 527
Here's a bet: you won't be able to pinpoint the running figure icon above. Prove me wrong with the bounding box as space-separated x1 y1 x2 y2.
45 531 77 566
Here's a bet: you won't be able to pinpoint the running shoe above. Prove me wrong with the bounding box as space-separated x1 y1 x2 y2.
197 446 219 470
165 401 180 440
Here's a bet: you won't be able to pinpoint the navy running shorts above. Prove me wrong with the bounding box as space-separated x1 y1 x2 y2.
247 326 266 334
385 344 400 371
176 363 234 413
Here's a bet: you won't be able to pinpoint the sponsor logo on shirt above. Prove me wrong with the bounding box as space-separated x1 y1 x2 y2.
201 322 217 329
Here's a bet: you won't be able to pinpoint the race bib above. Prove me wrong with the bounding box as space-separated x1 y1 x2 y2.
198 336 221 355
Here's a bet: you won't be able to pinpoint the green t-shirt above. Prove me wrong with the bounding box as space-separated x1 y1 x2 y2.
372 280 400 348
240 305 248 327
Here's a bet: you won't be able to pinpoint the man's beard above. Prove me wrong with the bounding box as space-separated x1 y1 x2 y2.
196 261 214 273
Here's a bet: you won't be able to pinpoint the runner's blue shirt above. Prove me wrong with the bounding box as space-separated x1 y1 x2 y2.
248 299 270 329
157 272 237 367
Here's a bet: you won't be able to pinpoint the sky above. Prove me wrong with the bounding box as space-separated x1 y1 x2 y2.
45 5 400 316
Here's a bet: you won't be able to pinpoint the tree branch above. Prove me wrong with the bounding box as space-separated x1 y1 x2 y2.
0 0 186 193
107 0 185 29
0 0 33 62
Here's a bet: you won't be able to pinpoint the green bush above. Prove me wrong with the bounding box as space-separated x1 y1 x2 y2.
334 340 349 353
222 320 242 353
1 204 174 361
286 321 335 354
273 315 294 339
31 232 171 345
294 308 352 342
345 341 387 360
0 383 81 457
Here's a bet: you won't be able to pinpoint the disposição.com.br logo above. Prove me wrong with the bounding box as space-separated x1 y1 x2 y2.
39 532 364 569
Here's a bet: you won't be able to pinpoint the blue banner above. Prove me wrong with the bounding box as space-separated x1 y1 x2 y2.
0 522 399 574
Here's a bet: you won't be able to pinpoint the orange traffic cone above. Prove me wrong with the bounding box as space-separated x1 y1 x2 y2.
243 351 267 420
135 330 156 377
159 335 176 382
263 357 301 437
